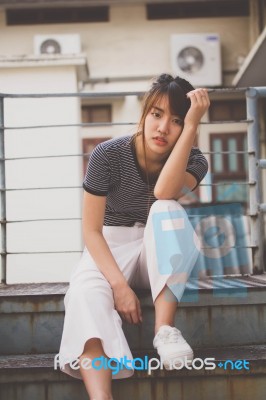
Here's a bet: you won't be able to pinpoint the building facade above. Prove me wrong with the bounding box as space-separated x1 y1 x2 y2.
0 0 265 282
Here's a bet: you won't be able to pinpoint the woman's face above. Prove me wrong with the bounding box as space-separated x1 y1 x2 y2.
143 95 184 159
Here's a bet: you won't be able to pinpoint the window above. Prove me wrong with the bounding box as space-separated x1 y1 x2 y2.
81 105 112 175
210 133 248 202
6 6 109 25
82 138 111 176
81 105 112 124
146 0 249 20
209 100 246 122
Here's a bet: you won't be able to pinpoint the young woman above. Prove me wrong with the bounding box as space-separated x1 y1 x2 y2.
59 73 210 399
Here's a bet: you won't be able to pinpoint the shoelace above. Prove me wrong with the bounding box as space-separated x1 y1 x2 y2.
157 328 181 344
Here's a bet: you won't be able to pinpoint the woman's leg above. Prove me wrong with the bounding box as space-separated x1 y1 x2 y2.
79 338 113 400
59 226 144 393
136 200 198 367
154 285 178 334
141 199 200 306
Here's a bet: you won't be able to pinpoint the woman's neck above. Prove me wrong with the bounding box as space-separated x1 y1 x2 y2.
134 134 165 174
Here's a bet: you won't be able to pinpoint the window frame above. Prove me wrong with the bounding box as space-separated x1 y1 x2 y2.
81 104 112 124
209 100 247 122
210 132 248 202
146 0 249 20
82 137 112 176
6 6 109 25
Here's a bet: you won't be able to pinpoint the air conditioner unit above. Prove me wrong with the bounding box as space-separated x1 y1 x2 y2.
170 33 222 87
34 34 81 55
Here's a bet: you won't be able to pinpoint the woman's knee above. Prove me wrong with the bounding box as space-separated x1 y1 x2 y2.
82 338 104 356
66 285 93 305
150 199 183 213
68 283 112 306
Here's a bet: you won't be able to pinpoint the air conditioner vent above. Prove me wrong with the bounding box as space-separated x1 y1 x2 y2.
177 46 204 73
34 34 81 55
40 39 61 55
170 33 222 87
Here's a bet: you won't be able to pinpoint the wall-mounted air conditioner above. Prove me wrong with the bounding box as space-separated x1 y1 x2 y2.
34 34 81 55
170 33 222 87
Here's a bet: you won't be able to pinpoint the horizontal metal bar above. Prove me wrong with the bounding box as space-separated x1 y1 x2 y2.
257 159 266 168
259 204 266 212
0 91 145 99
0 181 253 192
204 150 248 154
253 87 266 97
0 246 254 256
2 122 137 130
0 186 83 192
0 251 82 255
3 153 89 161
200 119 251 124
0 87 249 99
0 119 252 131
0 212 254 224
0 217 81 223
201 181 255 186
0 150 249 162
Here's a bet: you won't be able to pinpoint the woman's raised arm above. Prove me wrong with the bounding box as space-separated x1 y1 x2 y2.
154 88 210 200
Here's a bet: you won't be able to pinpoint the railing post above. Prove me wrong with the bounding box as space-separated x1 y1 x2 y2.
0 95 7 283
246 88 264 273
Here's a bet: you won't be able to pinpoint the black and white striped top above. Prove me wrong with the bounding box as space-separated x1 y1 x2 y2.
83 135 208 226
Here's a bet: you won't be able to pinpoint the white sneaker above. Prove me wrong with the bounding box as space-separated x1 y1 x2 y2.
153 325 194 370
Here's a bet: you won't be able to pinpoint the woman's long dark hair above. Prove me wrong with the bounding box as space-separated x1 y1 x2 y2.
138 73 195 132
132 73 195 170
131 73 195 214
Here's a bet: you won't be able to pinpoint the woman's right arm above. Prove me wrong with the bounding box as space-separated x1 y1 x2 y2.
82 191 142 324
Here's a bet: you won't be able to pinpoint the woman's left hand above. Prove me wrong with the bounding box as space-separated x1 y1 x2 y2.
184 88 210 128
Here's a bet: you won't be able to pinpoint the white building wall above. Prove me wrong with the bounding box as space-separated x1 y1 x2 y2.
0 4 260 282
0 5 250 84
0 65 83 283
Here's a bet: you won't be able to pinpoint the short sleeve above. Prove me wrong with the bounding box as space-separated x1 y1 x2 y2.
186 147 208 191
83 143 111 196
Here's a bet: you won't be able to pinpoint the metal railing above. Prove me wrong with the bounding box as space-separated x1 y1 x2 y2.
0 88 265 284
246 88 266 273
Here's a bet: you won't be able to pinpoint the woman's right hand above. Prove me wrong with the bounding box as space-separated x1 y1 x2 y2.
185 88 210 128
112 282 142 324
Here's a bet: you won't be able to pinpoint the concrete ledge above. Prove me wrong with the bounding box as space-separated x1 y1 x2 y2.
0 276 266 354
0 346 266 400
0 345 266 382
1 275 266 311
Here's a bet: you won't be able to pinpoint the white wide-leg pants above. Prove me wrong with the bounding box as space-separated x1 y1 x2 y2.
59 200 200 380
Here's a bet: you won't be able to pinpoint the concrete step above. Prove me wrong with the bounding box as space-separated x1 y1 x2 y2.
0 345 266 400
0 275 266 355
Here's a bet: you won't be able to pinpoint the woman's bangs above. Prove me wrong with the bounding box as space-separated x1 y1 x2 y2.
168 82 190 119
148 90 166 111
